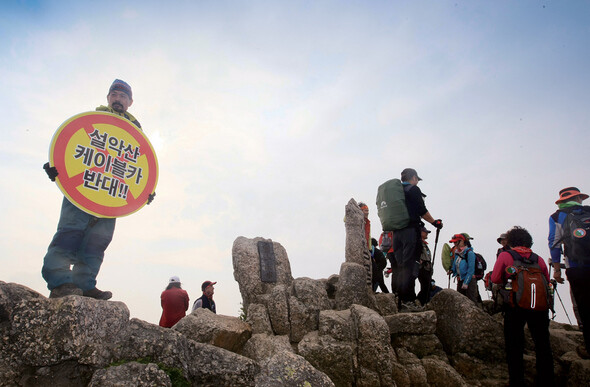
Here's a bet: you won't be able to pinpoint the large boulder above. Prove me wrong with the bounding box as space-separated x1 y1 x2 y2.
88 362 172 387
240 333 293 362
427 289 505 362
232 237 293 309
173 307 252 353
255 351 335 387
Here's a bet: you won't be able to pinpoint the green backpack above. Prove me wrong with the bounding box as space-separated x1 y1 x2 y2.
376 178 410 231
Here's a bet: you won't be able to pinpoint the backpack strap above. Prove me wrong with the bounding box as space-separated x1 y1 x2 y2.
507 249 538 265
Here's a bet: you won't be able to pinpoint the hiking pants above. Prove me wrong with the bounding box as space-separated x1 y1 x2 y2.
417 267 432 305
567 267 590 351
42 197 116 291
457 279 479 305
503 307 554 387
392 227 421 303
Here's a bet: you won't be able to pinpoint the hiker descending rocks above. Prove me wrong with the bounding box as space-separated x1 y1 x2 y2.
448 233 479 304
548 186 590 358
492 226 555 386
159 276 189 328
376 168 442 307
192 280 217 313
371 238 389 293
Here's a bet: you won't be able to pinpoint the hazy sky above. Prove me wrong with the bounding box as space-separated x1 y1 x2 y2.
1 1 588 325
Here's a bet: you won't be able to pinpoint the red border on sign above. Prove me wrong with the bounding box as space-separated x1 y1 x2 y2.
50 111 158 218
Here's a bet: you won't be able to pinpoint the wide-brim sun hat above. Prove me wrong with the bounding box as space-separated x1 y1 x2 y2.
555 187 589 204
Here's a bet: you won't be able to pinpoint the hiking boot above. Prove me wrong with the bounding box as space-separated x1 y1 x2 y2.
83 288 112 300
576 345 590 359
49 283 83 298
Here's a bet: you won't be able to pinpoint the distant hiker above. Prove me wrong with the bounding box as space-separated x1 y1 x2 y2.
492 226 555 386
391 168 442 306
192 281 217 313
496 233 510 258
417 226 433 305
379 231 397 296
159 276 189 328
448 233 478 304
429 279 443 300
371 238 389 293
359 202 371 250
548 186 590 358
42 79 153 300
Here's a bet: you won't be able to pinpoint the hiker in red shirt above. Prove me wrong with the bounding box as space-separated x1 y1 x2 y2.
159 276 189 328
491 226 554 387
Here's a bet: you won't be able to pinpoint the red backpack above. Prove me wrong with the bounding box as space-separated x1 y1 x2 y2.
506 250 552 311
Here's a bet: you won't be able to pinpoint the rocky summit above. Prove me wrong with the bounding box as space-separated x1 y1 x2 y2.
2 199 590 386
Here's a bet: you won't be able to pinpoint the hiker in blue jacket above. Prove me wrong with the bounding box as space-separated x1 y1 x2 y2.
448 233 478 304
548 186 590 358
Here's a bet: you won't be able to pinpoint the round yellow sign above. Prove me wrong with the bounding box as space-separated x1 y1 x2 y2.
49 111 158 218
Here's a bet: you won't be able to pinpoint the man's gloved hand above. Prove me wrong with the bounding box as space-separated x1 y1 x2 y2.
432 219 443 229
147 192 156 205
43 162 58 182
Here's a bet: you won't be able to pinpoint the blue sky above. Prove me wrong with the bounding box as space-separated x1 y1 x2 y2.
1 1 589 325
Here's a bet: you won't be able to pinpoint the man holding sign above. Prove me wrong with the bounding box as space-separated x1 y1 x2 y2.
42 79 157 300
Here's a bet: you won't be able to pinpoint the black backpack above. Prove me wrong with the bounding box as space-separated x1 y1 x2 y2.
474 253 487 280
559 206 590 264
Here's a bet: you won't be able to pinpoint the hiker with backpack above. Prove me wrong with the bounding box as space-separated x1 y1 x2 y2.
448 233 479 304
377 168 442 308
548 186 590 358
492 226 555 387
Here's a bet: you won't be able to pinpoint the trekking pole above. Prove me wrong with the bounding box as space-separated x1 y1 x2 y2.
552 279 572 325
547 258 572 324
431 227 441 275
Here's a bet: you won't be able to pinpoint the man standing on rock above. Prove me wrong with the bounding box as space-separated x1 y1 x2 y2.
42 79 148 300
393 168 442 307
192 281 217 313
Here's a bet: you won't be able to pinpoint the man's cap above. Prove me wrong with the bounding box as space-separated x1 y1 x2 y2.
421 226 431 234
202 281 217 291
555 187 589 204
169 276 181 284
358 202 369 210
461 233 474 240
497 233 507 244
449 234 467 243
401 168 422 181
109 79 132 99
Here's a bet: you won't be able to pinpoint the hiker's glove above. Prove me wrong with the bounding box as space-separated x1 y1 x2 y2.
43 162 58 182
147 192 156 205
432 219 443 229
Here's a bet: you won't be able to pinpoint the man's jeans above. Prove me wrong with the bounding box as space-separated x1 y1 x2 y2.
42 197 115 291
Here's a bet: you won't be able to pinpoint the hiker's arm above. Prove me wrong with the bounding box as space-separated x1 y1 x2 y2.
422 212 435 224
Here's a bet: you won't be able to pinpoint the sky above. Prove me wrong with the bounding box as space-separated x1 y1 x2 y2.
1 1 589 326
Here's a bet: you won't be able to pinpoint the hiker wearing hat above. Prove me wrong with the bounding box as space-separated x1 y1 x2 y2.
42 79 153 300
192 281 217 313
496 233 510 258
159 276 190 328
448 233 478 304
492 226 554 386
392 168 443 306
548 186 590 358
417 226 433 305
